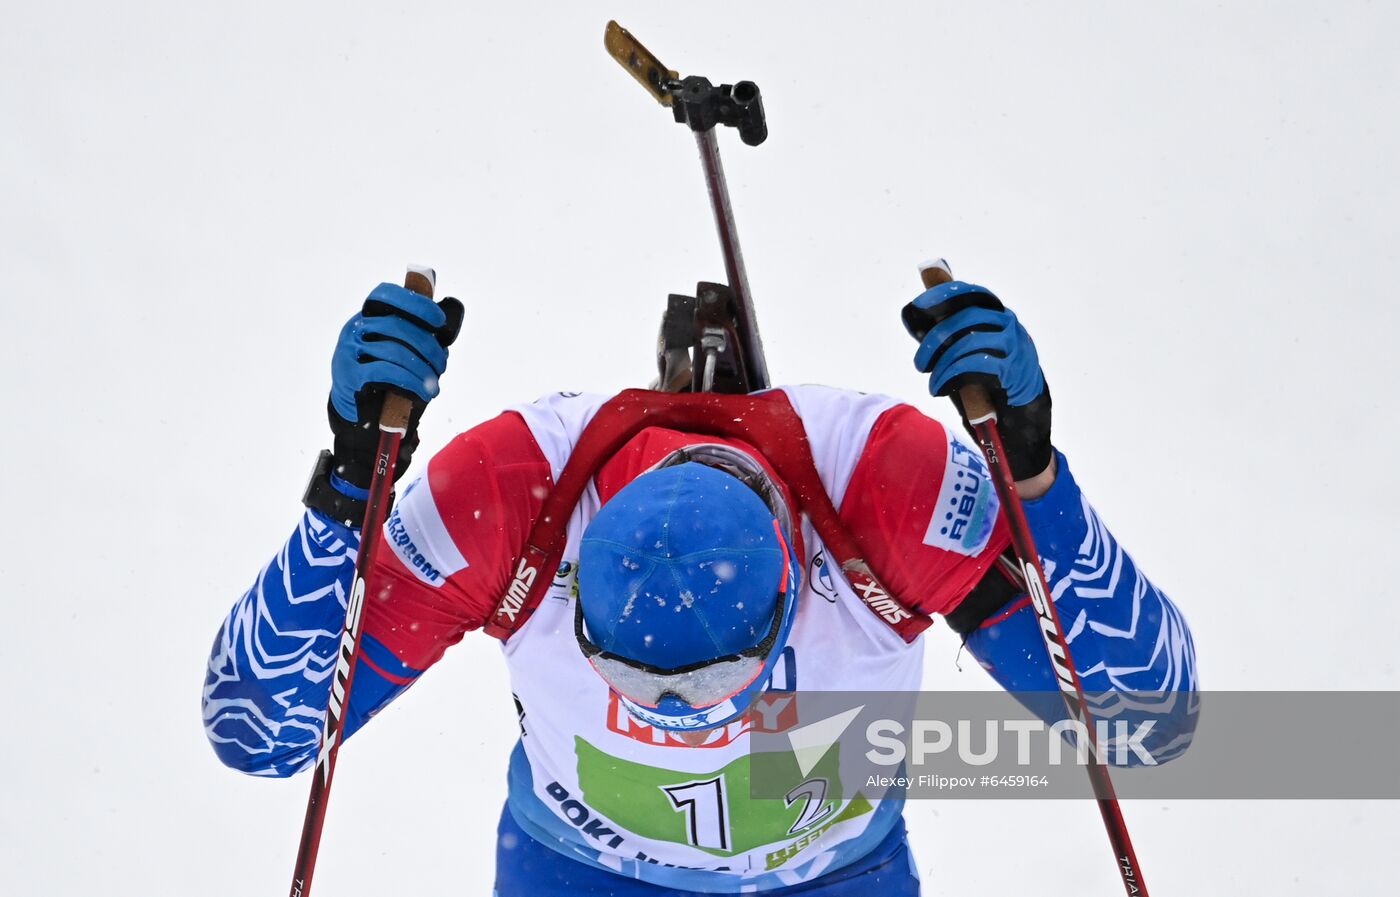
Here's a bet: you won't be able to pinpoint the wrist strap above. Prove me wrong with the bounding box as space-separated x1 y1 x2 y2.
302 449 377 527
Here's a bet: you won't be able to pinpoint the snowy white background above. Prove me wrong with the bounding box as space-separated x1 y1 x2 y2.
2 1 1397 894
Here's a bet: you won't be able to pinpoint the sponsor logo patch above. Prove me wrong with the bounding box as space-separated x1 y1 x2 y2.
923 436 999 556
807 550 839 604
606 692 751 747
382 479 469 587
851 575 912 625
385 509 443 584
605 648 800 746
497 558 537 621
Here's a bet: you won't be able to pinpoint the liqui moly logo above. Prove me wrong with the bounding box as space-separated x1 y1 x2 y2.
607 692 750 747
497 558 538 622
315 573 366 782
606 691 799 748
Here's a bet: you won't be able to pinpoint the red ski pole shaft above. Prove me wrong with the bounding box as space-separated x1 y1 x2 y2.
288 266 436 897
918 262 1148 896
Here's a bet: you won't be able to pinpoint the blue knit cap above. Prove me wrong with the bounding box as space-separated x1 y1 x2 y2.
579 462 786 669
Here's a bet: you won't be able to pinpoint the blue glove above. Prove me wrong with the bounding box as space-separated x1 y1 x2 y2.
331 282 455 422
325 282 464 489
902 280 1053 480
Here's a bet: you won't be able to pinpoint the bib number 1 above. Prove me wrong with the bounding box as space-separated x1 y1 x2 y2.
661 777 730 850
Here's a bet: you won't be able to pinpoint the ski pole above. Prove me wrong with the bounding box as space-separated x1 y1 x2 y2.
916 261 1148 896
288 266 436 897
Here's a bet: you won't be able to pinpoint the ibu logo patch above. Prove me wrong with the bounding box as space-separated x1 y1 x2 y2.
923 436 999 557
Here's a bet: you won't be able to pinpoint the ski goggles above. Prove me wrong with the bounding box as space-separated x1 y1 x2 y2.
575 521 794 711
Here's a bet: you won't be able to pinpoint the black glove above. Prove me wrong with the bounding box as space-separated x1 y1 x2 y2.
902 280 1052 481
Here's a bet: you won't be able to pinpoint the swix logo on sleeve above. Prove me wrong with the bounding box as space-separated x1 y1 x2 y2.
923 436 999 557
497 558 538 622
382 479 468 588
850 576 912 625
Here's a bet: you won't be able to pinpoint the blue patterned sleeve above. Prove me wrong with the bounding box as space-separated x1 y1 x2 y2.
965 450 1199 764
201 509 422 777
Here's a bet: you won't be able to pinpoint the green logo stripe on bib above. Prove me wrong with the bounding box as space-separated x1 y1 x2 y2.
574 736 864 859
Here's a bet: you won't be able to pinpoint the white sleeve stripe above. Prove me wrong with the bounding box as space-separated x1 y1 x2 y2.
383 477 469 587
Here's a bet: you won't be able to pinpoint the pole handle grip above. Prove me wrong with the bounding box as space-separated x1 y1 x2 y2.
917 261 996 422
379 266 437 431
